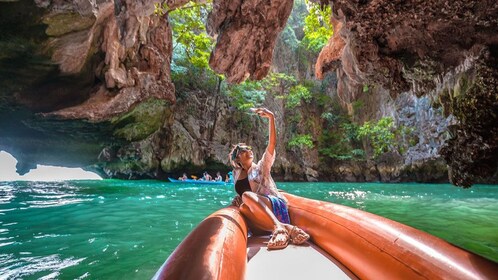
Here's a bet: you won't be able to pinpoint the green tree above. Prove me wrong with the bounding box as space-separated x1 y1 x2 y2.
286 84 312 108
318 118 365 161
302 1 333 53
225 80 267 110
225 71 298 110
155 1 214 69
288 134 314 149
357 117 396 157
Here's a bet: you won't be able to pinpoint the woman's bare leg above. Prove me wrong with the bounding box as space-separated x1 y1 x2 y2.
240 192 310 245
240 192 288 248
239 204 271 236
240 192 279 230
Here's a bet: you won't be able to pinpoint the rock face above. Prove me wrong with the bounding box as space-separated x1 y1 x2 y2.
47 0 175 121
313 0 498 187
315 88 451 183
0 108 117 176
1 0 496 185
2 0 174 121
438 48 498 187
0 0 177 177
207 0 294 83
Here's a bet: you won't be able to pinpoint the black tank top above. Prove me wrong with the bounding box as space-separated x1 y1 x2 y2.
235 177 251 196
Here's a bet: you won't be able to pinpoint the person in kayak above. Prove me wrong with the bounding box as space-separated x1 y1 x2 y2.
229 107 309 250
215 172 223 182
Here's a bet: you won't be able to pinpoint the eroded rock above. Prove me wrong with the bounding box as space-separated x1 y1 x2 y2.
9 0 176 121
2 0 496 184
207 0 294 83
439 48 498 187
315 0 498 186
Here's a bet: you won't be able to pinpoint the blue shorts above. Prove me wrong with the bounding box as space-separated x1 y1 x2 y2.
267 195 290 224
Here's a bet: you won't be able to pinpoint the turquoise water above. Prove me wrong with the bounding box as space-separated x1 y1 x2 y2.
0 180 497 279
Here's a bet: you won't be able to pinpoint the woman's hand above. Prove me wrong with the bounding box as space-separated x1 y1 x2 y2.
251 108 274 119
251 107 276 155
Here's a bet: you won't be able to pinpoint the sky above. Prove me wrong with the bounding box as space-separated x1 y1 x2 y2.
0 151 102 181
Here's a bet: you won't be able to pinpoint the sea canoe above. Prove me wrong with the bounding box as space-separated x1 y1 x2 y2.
168 177 232 186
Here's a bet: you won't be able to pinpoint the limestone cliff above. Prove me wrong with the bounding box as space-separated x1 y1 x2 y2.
1 0 497 186
1 0 175 177
311 0 498 187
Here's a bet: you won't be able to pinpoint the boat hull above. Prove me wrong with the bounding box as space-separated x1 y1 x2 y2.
285 193 497 280
154 194 497 280
153 206 248 280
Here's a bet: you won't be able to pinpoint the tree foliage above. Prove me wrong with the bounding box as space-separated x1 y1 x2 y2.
286 84 312 108
319 119 365 161
225 72 303 110
225 80 267 110
155 1 214 69
288 134 314 149
261 72 297 90
302 1 333 53
356 117 396 157
279 25 300 51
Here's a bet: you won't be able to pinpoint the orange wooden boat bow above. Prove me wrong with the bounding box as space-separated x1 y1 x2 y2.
154 194 497 279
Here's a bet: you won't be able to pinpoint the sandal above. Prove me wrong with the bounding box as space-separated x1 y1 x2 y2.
267 228 289 250
289 226 310 245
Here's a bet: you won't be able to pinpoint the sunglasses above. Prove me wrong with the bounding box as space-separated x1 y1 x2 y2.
231 145 252 161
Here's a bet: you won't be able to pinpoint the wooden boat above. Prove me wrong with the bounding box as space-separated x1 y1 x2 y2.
167 177 232 186
153 193 498 280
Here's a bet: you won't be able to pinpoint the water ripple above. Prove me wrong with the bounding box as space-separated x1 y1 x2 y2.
0 254 86 279
27 198 93 209
0 180 496 279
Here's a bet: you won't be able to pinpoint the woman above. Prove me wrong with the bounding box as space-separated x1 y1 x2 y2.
229 108 309 250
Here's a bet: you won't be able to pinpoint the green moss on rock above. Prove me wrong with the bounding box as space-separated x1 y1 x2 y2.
111 99 171 141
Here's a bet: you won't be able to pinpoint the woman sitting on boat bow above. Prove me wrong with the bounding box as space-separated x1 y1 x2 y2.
229 108 309 250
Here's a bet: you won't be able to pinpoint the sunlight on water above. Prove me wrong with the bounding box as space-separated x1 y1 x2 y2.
0 180 496 279
0 254 86 280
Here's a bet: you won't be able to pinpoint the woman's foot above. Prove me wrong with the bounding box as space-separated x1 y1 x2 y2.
267 227 289 250
288 225 310 245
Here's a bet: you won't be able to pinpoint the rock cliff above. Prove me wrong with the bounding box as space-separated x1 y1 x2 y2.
312 0 498 187
1 0 177 178
0 0 496 186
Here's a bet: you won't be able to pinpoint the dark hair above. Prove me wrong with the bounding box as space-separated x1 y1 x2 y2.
229 143 251 168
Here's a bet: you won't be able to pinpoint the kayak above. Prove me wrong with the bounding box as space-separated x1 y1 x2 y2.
153 193 498 280
167 177 232 185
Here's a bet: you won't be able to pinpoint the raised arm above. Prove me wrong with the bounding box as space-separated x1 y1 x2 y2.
253 108 276 156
